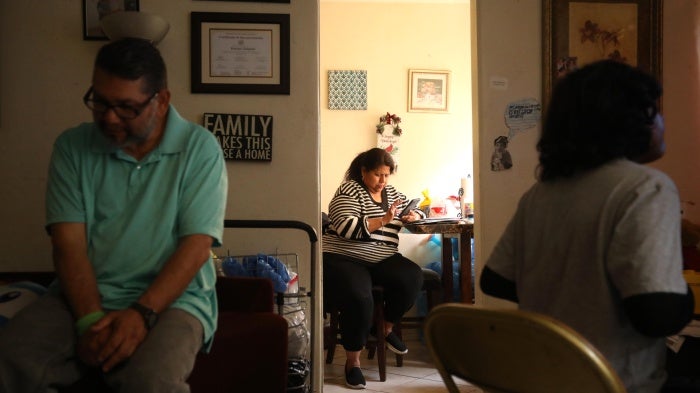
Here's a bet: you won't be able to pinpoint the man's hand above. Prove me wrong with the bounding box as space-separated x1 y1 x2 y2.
88 309 149 372
77 325 112 367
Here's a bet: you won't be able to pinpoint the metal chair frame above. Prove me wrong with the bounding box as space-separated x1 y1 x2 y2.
424 303 627 393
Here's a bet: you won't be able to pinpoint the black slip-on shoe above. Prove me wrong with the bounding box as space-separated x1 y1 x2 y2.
385 331 408 355
345 366 366 389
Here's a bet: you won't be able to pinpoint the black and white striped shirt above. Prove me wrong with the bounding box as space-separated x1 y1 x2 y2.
322 180 422 263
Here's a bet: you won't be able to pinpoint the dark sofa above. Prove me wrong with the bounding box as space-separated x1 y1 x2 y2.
0 272 289 393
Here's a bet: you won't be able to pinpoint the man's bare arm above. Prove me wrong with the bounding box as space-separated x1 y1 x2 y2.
137 234 214 313
50 222 102 318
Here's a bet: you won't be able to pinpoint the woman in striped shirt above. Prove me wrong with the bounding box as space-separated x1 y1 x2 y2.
324 148 425 389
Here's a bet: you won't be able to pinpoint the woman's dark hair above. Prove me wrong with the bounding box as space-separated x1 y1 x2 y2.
94 37 167 95
344 148 395 182
537 59 661 182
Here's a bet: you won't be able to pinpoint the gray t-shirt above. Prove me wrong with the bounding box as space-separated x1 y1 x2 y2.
486 159 688 393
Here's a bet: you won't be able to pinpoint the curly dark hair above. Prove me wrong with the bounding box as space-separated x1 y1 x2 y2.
537 60 661 182
94 37 167 96
344 148 395 183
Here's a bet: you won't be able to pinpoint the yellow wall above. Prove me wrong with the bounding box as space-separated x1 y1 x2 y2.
320 2 472 207
320 1 472 266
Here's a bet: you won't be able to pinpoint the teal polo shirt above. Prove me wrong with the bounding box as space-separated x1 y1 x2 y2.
45 106 228 348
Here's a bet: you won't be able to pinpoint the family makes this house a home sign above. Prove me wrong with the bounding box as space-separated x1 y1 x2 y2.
203 113 273 161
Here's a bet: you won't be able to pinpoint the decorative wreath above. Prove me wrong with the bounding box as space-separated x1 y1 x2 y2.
375 112 403 136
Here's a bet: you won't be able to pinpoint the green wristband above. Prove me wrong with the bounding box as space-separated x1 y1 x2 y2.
75 311 106 336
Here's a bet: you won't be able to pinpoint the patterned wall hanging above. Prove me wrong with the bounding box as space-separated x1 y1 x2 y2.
328 70 367 110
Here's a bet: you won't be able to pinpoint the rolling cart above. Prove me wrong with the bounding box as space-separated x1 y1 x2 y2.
219 252 310 392
219 220 319 393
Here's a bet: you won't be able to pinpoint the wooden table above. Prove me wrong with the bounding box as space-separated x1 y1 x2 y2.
404 219 474 304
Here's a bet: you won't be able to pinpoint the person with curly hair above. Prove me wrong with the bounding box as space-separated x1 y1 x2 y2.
481 60 694 393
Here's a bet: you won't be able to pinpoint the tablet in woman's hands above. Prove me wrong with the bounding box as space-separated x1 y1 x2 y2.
399 198 421 217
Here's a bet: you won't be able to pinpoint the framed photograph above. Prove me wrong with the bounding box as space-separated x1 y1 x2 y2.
83 0 139 40
543 0 661 109
407 69 450 113
191 12 290 95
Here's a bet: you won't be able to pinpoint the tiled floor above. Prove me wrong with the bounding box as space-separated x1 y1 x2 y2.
323 333 482 393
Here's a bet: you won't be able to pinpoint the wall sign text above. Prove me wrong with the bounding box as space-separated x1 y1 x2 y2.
203 113 273 161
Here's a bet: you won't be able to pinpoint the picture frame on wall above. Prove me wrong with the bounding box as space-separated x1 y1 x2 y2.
407 69 450 113
542 0 662 110
191 12 290 94
83 0 139 40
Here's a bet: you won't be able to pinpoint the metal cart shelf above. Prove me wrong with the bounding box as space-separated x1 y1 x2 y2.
220 220 319 393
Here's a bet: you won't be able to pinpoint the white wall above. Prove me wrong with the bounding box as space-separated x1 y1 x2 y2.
0 1 322 388
0 0 320 280
473 0 700 309
473 0 541 307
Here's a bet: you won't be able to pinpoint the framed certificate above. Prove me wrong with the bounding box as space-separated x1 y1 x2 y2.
191 12 290 94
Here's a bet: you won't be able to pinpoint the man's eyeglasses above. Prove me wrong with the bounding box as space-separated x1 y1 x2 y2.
83 87 158 120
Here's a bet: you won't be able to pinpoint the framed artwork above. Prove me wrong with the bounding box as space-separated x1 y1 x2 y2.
191 12 290 95
407 69 450 113
543 0 662 109
327 70 367 110
83 0 139 40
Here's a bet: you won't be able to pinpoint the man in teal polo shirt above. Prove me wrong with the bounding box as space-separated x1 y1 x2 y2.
0 38 227 392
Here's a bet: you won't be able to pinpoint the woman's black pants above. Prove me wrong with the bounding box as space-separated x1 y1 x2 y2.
323 252 423 352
